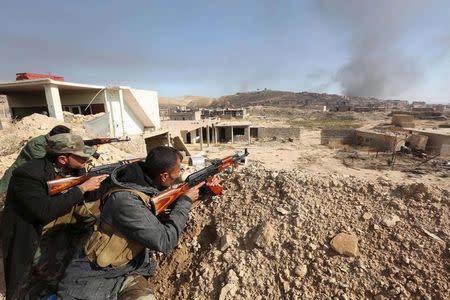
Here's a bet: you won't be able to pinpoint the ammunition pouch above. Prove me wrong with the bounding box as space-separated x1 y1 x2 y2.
42 200 101 235
83 188 153 267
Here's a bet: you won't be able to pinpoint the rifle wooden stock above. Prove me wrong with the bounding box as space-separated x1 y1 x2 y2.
150 149 248 215
48 175 90 196
46 157 144 196
151 183 190 215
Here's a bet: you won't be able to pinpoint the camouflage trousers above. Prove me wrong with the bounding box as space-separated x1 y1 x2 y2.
16 230 85 299
118 275 156 300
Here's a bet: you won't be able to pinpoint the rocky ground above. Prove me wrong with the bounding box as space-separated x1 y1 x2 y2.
150 164 449 299
0 110 449 299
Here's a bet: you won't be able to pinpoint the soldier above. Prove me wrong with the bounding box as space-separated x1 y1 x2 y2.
0 125 71 196
58 146 204 299
1 133 108 299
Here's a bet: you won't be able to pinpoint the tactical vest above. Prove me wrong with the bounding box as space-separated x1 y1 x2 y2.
84 188 153 268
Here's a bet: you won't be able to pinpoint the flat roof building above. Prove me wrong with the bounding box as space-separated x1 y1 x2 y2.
0 77 160 137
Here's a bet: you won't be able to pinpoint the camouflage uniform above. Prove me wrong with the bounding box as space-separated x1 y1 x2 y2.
0 134 48 195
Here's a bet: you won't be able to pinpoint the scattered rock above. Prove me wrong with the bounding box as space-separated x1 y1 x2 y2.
219 283 238 300
276 207 289 215
253 222 275 248
294 265 308 278
362 212 372 220
219 234 235 251
330 233 359 257
382 215 400 227
226 269 239 284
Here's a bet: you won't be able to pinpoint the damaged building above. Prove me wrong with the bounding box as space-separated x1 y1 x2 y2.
201 108 248 119
321 127 450 158
0 73 160 137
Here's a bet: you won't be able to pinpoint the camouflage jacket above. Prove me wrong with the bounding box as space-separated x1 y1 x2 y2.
0 134 48 194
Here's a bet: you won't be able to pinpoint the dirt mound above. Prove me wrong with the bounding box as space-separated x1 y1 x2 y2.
0 113 143 178
0 114 63 156
151 163 449 299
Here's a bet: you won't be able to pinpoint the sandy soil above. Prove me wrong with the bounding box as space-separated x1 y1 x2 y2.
0 110 448 299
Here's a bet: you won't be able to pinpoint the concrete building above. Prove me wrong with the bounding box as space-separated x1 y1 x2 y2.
409 129 450 157
250 126 300 141
214 121 252 144
169 109 202 121
320 129 404 152
355 130 404 152
329 100 352 112
161 119 220 150
412 101 426 108
201 108 248 119
321 129 357 147
0 78 160 137
384 99 409 110
392 114 415 128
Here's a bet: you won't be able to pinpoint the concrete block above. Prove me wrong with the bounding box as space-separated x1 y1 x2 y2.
406 134 428 150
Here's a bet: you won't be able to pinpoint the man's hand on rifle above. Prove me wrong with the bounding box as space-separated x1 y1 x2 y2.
183 181 205 203
78 174 109 193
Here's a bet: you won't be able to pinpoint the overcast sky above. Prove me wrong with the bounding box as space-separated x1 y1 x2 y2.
1 0 449 103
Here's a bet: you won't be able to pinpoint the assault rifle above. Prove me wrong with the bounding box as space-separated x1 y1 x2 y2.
83 136 131 146
47 157 144 196
151 148 249 215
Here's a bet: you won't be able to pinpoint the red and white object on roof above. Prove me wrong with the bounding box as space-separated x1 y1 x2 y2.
16 73 65 81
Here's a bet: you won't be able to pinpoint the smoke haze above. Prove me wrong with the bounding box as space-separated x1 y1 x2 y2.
318 0 425 98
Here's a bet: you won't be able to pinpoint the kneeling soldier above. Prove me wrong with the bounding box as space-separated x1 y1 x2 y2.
58 146 203 300
1 133 108 300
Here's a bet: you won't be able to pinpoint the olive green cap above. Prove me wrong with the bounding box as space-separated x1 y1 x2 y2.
47 133 95 158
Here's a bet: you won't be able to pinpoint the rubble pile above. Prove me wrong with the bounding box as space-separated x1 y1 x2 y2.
152 163 449 299
0 113 143 179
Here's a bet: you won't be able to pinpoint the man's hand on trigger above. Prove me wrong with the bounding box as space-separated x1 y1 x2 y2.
78 174 109 193
183 181 205 202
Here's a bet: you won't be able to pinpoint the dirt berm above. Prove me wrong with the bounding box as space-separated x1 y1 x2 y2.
150 163 449 299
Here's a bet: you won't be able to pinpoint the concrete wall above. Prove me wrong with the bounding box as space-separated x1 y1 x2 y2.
7 92 47 107
411 131 450 156
392 114 415 128
355 131 401 152
145 133 170 153
256 127 300 139
130 89 160 129
104 89 124 137
406 134 428 150
321 129 356 145
123 99 144 135
169 111 201 121
7 91 104 108
84 113 110 136
59 90 104 105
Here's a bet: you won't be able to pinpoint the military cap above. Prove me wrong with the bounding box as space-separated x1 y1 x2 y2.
47 133 95 158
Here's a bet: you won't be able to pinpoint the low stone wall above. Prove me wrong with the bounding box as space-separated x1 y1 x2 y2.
392 114 414 128
355 130 403 152
256 127 300 140
321 129 356 145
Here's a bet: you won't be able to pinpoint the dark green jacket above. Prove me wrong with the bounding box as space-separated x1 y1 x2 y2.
1 157 86 300
0 134 48 194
